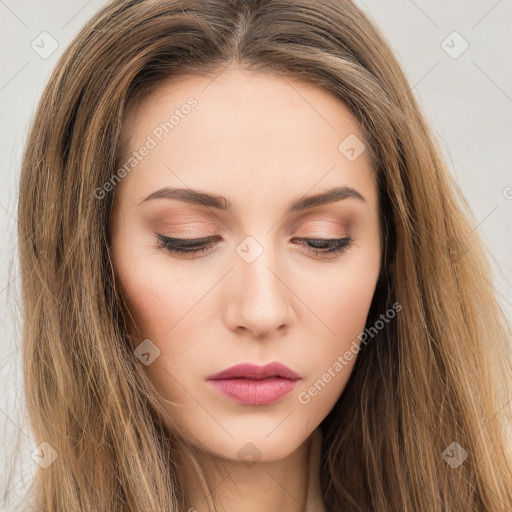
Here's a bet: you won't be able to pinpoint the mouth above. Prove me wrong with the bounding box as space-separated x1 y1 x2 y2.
206 362 301 405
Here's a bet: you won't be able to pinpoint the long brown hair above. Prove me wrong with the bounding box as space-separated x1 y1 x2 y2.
12 0 512 510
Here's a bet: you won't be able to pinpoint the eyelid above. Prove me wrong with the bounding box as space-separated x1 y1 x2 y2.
156 233 220 245
293 217 350 235
155 232 354 258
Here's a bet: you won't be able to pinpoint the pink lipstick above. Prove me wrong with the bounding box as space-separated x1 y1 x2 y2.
206 362 301 405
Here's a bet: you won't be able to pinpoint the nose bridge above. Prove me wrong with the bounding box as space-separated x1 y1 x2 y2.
225 235 292 336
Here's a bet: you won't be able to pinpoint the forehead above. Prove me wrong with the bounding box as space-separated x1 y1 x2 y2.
116 66 377 213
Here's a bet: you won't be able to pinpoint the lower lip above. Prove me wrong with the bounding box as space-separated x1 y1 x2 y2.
207 378 298 405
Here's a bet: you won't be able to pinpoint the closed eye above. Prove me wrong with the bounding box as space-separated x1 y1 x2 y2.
155 234 353 258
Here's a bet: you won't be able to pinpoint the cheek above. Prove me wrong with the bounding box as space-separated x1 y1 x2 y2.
115 255 201 344
112 241 212 388
110 210 200 342
295 250 380 413
301 242 380 340
328 262 378 335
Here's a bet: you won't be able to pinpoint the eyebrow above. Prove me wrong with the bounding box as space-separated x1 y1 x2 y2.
138 185 366 214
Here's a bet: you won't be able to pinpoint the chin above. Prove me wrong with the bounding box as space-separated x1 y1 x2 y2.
185 419 315 464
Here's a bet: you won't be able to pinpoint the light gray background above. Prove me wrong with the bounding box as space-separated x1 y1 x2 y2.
1 0 511 508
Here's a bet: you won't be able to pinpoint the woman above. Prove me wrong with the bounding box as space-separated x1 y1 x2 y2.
14 0 512 510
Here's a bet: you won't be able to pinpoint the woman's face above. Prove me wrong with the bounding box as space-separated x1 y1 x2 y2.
110 65 381 463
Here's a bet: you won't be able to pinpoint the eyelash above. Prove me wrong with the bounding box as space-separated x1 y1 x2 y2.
155 234 353 257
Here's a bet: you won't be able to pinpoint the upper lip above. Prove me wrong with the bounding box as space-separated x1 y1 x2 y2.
206 362 301 381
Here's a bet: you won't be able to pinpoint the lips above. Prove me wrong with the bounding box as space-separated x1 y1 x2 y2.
206 362 301 381
206 362 301 405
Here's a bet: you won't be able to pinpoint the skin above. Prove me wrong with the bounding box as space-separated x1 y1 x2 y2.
110 63 381 512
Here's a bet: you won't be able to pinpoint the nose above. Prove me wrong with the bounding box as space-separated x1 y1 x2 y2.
223 241 293 338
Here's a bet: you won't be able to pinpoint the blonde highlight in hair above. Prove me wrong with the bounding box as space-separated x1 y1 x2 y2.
12 0 512 510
